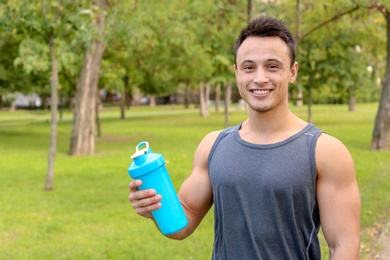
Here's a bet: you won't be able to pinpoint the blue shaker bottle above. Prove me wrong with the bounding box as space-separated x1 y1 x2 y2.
128 141 188 235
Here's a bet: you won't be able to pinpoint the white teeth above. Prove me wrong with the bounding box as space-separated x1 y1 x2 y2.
252 89 270 94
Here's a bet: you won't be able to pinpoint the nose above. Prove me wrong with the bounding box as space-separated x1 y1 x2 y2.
253 68 269 84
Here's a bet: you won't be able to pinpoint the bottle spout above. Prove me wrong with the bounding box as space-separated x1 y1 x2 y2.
131 141 151 165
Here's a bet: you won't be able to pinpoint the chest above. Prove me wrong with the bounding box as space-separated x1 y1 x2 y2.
208 137 316 197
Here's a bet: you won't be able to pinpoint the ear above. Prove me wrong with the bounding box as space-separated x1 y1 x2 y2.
289 61 299 83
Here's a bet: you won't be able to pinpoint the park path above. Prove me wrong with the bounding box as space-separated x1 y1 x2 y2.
375 219 390 259
0 108 198 122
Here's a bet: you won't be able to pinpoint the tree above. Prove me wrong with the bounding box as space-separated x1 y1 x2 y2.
69 0 109 156
371 3 390 150
0 0 85 190
45 28 59 191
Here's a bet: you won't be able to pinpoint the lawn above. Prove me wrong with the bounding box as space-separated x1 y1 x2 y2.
0 103 389 259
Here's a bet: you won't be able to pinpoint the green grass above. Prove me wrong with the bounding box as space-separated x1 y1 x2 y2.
0 103 389 259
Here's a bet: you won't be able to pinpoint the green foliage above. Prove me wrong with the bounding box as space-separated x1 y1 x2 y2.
0 0 109 98
0 33 32 95
0 104 389 258
14 38 50 74
101 0 244 97
262 0 386 104
0 0 387 104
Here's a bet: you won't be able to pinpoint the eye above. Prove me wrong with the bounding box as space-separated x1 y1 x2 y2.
243 65 255 71
266 64 279 71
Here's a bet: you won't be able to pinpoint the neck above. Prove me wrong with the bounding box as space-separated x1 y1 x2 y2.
240 107 307 144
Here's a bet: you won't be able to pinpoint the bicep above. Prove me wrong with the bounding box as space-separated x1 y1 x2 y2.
178 166 213 224
177 132 218 234
316 134 361 254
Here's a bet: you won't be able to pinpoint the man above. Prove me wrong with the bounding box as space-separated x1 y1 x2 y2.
129 16 361 259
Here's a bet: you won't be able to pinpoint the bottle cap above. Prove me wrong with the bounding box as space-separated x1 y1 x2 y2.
131 141 151 165
128 141 165 178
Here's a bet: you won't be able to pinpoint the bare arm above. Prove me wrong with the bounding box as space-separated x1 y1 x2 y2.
166 131 218 239
129 131 219 239
316 134 361 259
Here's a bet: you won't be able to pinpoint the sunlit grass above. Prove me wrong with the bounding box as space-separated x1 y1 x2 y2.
0 103 388 259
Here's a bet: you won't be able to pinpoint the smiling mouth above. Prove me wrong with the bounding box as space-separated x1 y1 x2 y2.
251 89 271 95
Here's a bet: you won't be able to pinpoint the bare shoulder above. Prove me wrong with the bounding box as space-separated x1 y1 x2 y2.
202 130 222 143
315 133 355 181
193 130 222 164
196 130 222 153
316 133 350 154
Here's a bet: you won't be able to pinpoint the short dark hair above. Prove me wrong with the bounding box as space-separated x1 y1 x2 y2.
234 16 296 67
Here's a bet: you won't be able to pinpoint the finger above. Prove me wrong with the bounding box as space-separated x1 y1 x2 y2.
131 194 162 219
129 188 157 202
129 180 142 191
134 202 161 218
132 194 162 208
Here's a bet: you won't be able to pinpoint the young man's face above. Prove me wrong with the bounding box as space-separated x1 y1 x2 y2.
234 36 298 113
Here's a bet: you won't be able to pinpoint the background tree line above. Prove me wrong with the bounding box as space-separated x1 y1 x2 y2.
0 1 389 188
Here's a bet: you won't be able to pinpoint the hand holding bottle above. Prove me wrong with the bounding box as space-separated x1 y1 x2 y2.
128 179 162 219
128 142 188 235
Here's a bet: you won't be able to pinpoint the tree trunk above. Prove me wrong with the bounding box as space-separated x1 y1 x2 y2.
199 81 205 116
149 95 156 107
371 80 390 150
123 74 132 110
224 80 232 127
199 81 210 117
120 89 126 119
59 89 63 120
215 83 221 112
69 0 107 155
247 0 255 22
68 93 74 112
10 100 16 111
126 92 132 109
184 84 190 109
307 62 315 123
69 39 105 155
42 95 49 110
295 0 304 107
45 34 59 191
205 81 210 116
348 94 356 112
308 77 312 124
371 9 390 150
96 92 102 137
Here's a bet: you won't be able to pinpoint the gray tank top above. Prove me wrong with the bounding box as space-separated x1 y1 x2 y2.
208 123 324 259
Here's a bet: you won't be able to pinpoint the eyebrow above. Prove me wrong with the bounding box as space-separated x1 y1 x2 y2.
239 58 284 66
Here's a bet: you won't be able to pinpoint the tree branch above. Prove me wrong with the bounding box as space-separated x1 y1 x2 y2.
299 5 360 42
